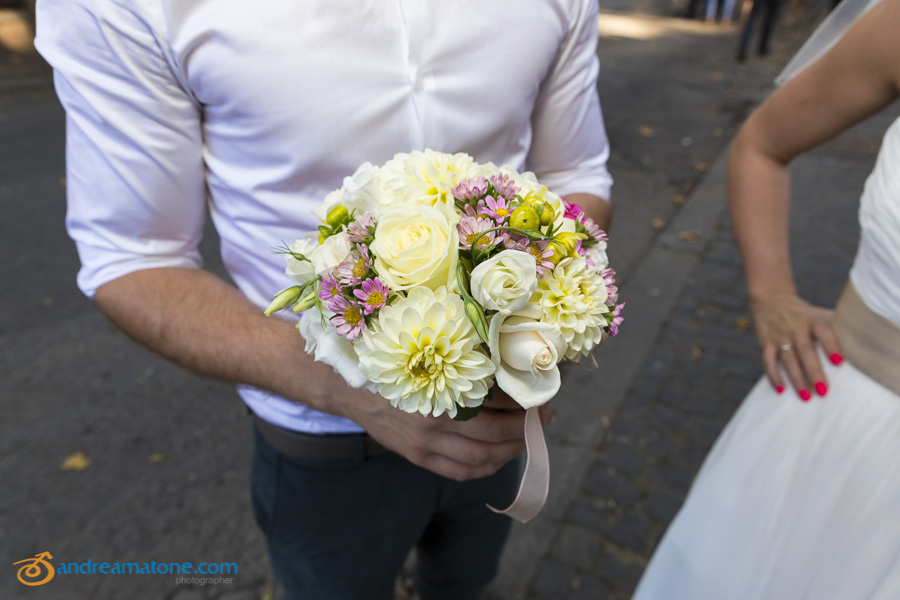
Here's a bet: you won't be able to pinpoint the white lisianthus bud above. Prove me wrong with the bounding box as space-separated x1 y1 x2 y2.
470 250 538 314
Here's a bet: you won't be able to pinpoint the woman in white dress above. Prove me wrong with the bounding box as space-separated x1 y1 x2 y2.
633 1 900 598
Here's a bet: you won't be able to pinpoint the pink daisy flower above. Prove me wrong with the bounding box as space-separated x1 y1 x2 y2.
601 268 619 303
334 244 372 286
451 176 489 202
318 272 343 302
608 303 625 337
348 212 376 243
353 277 390 315
482 195 512 223
578 215 606 242
489 174 520 201
518 240 555 278
457 216 496 251
328 296 367 341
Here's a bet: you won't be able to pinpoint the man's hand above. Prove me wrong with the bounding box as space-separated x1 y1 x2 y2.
340 387 553 481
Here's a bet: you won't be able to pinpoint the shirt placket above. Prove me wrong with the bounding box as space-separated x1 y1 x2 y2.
398 0 427 150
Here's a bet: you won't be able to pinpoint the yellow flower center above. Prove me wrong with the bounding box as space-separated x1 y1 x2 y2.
352 257 367 278
343 305 362 326
366 291 384 306
495 208 509 218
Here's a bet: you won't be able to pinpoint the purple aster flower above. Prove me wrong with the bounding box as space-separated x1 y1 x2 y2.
457 216 496 251
608 303 625 337
353 277 390 315
334 244 373 286
482 195 512 223
348 212 377 243
578 214 606 242
329 296 367 341
517 240 555 278
318 272 343 302
489 174 520 201
451 176 489 202
601 268 619 303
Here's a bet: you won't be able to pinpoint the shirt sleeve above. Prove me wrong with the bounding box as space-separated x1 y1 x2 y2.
36 0 206 298
527 0 613 202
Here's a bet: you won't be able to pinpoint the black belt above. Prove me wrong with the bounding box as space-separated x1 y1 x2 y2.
253 414 389 462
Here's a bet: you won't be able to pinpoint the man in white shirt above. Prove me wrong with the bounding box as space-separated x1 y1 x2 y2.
36 1 612 598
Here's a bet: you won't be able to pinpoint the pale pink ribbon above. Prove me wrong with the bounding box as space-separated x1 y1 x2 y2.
487 406 550 524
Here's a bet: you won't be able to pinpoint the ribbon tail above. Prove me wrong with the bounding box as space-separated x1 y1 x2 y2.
487 406 550 524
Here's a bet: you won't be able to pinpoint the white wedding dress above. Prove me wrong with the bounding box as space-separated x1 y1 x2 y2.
632 115 900 600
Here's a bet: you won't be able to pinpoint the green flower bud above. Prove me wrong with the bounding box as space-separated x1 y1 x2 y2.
463 297 490 345
509 205 540 231
292 289 318 313
264 286 303 316
325 205 350 228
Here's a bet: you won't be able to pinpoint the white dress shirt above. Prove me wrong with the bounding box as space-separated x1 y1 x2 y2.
36 0 613 434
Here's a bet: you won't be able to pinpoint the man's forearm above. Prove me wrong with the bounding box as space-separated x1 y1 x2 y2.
565 192 612 231
94 267 339 413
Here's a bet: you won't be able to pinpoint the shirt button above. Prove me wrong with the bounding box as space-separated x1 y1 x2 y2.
414 71 426 92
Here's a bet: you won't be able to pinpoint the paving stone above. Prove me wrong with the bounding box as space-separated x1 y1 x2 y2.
567 497 616 533
642 490 684 524
551 525 604 571
597 444 646 476
605 514 655 554
583 465 646 506
599 553 647 594
530 558 577 599
571 573 611 600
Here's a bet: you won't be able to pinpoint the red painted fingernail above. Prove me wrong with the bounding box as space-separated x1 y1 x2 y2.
799 389 811 402
775 385 785 394
815 382 828 396
829 353 843 366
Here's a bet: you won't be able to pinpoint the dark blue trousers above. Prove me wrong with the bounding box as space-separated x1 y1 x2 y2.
251 424 519 600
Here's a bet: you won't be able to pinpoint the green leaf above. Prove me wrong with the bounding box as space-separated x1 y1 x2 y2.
452 405 482 421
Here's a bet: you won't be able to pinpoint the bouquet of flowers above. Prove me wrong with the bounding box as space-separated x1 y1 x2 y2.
266 150 623 520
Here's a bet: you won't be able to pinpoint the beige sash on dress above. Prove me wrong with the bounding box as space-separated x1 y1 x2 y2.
832 281 900 396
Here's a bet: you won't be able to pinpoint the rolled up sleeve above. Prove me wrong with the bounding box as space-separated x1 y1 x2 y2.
527 0 613 202
36 0 205 298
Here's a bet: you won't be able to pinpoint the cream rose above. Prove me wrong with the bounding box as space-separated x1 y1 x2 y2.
470 250 538 314
488 304 567 409
370 202 459 291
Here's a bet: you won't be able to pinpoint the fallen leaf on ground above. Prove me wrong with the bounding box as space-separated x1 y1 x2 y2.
61 452 91 471
149 453 165 464
677 230 701 243
692 346 703 358
637 125 656 138
651 218 665 230
671 194 686 206
692 161 711 173
736 315 752 333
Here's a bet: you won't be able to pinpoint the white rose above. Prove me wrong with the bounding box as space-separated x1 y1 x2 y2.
297 311 376 391
584 240 609 272
285 238 317 285
370 202 459 291
488 304 566 409
313 162 383 222
310 232 352 276
470 250 538 314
